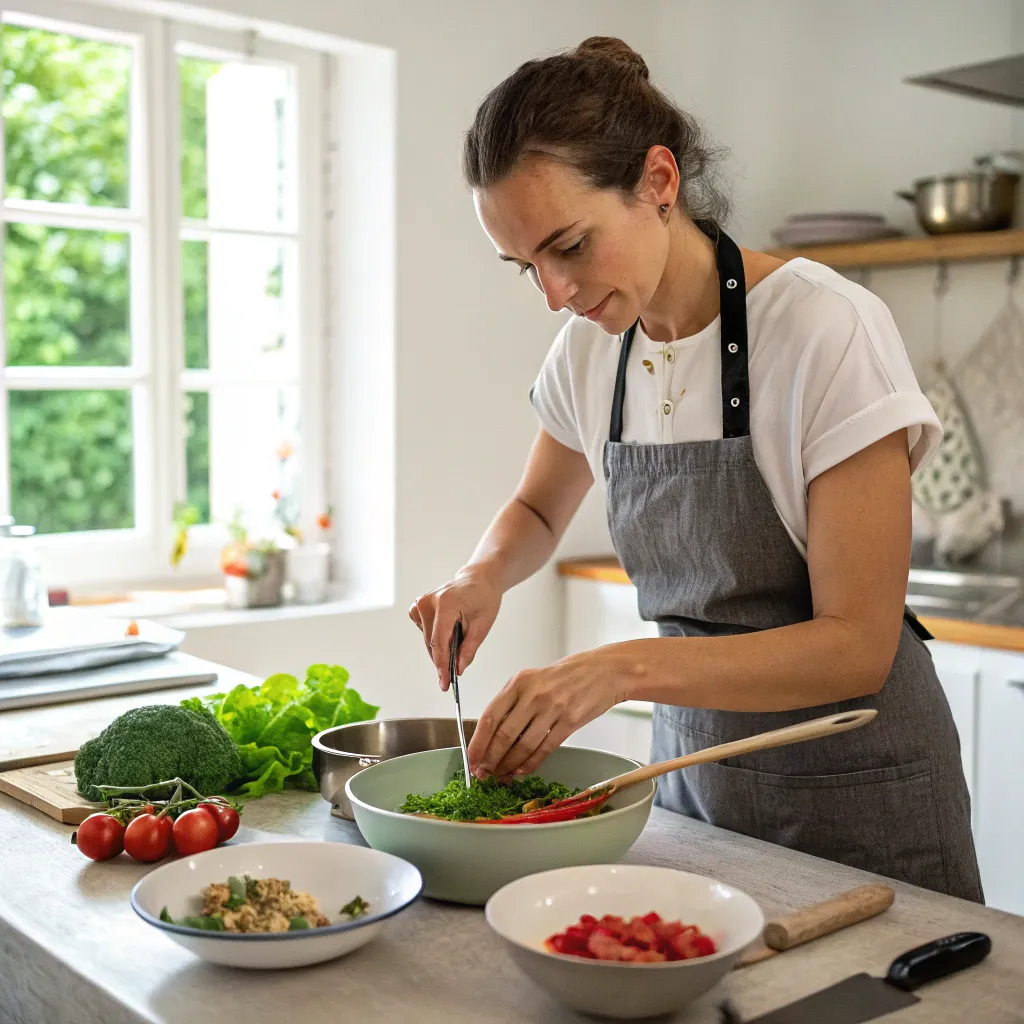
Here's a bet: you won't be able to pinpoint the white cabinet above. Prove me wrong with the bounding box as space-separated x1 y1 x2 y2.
974 648 1024 916
563 578 656 764
568 707 653 766
564 578 660 653
928 642 981 813
561 575 1024 916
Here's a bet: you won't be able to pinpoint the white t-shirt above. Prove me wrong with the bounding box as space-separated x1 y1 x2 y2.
530 258 941 557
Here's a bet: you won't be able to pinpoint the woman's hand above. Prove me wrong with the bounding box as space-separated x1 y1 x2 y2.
409 567 503 688
466 647 638 780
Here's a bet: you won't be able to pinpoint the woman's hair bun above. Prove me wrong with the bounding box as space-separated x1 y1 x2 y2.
573 36 649 80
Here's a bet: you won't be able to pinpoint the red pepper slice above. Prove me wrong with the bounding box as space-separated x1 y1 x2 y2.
476 791 612 824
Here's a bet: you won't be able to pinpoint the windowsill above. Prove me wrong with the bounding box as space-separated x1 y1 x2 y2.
76 583 390 631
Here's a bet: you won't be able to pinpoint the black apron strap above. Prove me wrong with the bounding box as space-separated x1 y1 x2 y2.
704 223 751 439
608 320 638 444
609 223 751 444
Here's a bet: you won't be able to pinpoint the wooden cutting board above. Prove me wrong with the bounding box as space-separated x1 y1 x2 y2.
0 760 103 824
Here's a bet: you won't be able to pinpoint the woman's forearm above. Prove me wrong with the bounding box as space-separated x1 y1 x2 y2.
463 496 560 593
612 615 901 712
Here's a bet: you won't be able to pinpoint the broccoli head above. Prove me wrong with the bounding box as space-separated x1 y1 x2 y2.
74 703 244 802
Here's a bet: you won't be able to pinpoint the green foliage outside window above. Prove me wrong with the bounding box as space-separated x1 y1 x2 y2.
1 25 213 533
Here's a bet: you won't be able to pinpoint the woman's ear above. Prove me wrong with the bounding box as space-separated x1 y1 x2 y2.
640 145 680 212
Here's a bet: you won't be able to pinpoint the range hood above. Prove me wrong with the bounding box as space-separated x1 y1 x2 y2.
906 53 1024 109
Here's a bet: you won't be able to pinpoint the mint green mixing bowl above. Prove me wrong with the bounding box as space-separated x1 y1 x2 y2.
345 745 656 905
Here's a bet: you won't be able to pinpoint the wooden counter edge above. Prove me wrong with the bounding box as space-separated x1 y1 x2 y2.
556 557 1024 654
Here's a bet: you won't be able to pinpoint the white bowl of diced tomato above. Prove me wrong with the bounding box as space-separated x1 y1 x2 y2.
484 864 764 1019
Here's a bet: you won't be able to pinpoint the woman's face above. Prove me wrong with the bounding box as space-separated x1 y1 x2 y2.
474 153 673 336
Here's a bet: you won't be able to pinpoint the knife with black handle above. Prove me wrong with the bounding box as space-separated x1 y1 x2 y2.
732 932 991 1024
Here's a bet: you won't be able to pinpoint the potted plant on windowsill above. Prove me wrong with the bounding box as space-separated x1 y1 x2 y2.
220 510 286 610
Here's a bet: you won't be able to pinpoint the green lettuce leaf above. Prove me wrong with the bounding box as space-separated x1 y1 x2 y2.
215 683 274 744
259 673 301 707
188 663 377 799
257 703 317 755
305 663 350 697
333 688 380 728
299 690 343 734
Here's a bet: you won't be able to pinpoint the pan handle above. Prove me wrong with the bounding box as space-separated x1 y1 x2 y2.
895 190 916 202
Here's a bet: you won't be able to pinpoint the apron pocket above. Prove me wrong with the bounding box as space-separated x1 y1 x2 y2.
675 758 950 891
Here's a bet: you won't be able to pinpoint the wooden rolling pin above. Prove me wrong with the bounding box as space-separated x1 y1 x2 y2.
735 883 895 968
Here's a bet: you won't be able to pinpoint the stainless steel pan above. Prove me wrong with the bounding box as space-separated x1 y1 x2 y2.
897 169 1018 234
313 717 477 819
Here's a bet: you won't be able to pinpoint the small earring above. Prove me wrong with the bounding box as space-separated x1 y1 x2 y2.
659 203 670 219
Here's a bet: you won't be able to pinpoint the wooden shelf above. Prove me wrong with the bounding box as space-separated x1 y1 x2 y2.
767 228 1024 270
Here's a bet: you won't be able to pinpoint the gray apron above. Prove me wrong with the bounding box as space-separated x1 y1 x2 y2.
602 225 983 902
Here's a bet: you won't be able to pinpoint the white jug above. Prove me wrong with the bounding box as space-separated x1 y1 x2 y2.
0 524 47 629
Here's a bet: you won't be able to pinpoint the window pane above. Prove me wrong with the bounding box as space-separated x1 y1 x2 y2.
9 389 134 534
185 390 210 523
2 23 131 207
179 55 292 226
182 239 208 369
189 236 297 375
4 222 130 366
208 383 299 529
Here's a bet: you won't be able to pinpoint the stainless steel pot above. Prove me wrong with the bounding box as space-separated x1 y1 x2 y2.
312 716 477 819
897 169 1018 234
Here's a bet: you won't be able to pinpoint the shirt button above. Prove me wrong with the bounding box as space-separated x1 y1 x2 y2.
661 400 674 416
726 278 738 290
665 348 675 363
730 397 741 408
727 342 739 354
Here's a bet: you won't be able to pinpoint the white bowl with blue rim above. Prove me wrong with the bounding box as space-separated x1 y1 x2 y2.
130 840 422 969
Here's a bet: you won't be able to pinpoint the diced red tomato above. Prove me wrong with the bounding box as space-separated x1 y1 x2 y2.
544 911 716 963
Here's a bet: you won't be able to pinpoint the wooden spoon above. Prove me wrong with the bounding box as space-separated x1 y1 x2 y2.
494 708 878 823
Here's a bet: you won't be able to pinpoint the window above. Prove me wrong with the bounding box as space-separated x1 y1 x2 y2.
0 0 327 588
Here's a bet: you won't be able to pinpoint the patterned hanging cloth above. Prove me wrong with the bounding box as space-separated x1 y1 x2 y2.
911 264 1004 561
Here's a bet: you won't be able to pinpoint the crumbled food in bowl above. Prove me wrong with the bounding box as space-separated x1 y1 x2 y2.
545 912 717 962
159 874 369 933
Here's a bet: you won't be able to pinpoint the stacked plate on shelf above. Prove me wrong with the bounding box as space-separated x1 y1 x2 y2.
770 212 903 247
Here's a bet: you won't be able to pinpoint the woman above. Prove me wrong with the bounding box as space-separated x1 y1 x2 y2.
409 36 982 901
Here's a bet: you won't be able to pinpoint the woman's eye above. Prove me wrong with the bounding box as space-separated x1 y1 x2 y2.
560 237 585 256
518 263 532 277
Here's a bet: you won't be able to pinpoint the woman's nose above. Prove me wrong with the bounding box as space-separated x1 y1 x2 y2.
534 265 577 313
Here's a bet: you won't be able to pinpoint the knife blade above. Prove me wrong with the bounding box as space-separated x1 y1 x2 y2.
449 621 472 788
743 932 991 1024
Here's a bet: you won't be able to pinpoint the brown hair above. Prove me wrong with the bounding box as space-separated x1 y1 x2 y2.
462 36 730 227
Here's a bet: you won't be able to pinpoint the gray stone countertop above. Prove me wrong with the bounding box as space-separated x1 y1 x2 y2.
3 787 1023 1024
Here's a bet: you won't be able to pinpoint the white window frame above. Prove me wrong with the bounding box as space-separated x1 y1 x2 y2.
0 0 328 591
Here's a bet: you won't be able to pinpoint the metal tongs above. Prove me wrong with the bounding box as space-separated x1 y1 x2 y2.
449 621 472 787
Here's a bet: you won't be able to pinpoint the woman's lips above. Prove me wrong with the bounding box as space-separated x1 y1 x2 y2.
582 294 612 320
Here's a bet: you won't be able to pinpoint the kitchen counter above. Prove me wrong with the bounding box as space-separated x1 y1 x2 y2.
3 785 1024 1022
557 557 1024 653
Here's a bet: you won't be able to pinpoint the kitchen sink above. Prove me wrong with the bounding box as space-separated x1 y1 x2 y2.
905 567 1024 621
